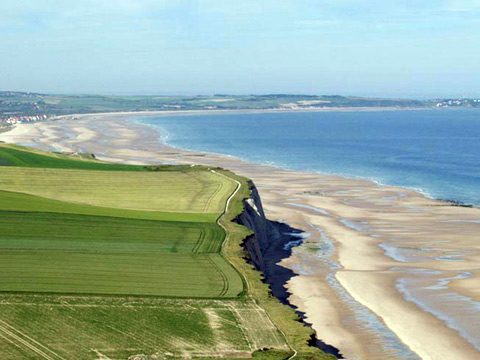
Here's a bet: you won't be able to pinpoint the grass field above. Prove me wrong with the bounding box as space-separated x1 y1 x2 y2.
0 166 236 213
0 145 143 170
0 295 288 359
0 143 331 359
0 144 242 298
0 190 218 222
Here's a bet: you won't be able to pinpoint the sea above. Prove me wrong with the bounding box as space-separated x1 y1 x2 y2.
138 109 480 206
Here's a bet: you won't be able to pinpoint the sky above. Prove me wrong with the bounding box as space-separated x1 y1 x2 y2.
1 0 479 97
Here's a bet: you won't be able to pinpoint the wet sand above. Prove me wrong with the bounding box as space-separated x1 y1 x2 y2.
1 113 479 360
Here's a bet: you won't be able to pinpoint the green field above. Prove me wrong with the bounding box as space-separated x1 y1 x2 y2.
0 295 288 359
0 211 234 297
0 144 241 298
0 167 236 213
0 144 332 359
0 145 142 170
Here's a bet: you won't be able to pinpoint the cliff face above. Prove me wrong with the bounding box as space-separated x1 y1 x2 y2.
236 181 301 303
237 182 342 358
237 184 273 271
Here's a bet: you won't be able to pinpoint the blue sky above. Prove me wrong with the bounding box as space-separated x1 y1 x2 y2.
1 0 479 97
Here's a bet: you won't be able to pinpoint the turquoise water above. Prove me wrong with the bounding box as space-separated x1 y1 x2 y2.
139 109 480 206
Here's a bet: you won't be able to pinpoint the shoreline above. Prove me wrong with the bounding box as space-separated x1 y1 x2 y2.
47 105 437 120
28 106 480 210
131 114 480 209
139 116 479 209
129 109 479 209
1 114 480 360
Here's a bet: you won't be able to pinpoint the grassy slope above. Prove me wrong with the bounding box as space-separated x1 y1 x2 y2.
0 144 143 170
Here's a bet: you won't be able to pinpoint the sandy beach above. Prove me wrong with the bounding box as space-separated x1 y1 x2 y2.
1 113 479 360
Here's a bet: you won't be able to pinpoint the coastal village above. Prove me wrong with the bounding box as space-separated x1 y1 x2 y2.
0 114 50 127
435 98 480 107
0 114 49 125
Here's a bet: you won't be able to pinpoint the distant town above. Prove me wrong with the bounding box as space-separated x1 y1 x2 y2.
435 98 480 108
1 114 50 126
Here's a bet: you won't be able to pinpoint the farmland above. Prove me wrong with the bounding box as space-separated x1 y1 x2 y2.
0 144 241 299
0 167 236 213
0 144 330 359
0 295 287 359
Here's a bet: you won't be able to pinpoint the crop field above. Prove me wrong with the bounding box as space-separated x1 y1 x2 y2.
0 167 236 213
0 211 236 297
0 144 301 359
0 145 242 298
0 295 288 359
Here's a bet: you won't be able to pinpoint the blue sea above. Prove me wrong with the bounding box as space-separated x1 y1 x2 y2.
139 109 480 206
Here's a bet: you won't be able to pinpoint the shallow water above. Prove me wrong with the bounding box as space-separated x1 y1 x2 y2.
297 225 421 360
396 269 480 352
